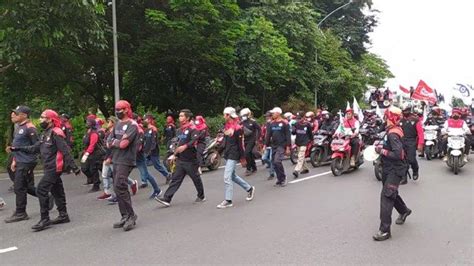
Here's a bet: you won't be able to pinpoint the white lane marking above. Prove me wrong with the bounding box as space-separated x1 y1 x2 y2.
0 246 18 254
289 171 332 184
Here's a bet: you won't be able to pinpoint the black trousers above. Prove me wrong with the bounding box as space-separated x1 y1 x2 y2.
350 137 360 158
196 143 206 167
379 171 409 233
81 157 101 187
37 170 67 219
113 164 135 218
271 146 286 183
14 162 37 213
7 153 15 183
404 138 419 174
163 160 205 202
245 141 257 171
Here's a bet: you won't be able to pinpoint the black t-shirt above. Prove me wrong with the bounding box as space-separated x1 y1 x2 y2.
223 126 244 161
109 120 139 166
265 120 291 148
176 125 200 162
242 119 261 143
292 121 313 146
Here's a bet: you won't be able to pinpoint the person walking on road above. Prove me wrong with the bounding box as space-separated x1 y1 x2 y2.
400 106 424 183
240 108 261 176
264 107 291 187
154 109 206 207
217 107 255 209
373 106 412 241
292 112 313 179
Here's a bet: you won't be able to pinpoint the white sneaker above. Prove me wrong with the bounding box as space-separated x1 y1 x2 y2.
463 157 468 163
217 200 233 209
442 156 448 162
0 198 5 209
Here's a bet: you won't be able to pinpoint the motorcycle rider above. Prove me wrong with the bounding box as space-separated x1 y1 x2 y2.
240 108 261 176
400 106 424 183
373 106 412 241
305 111 319 134
424 107 446 156
341 109 361 167
319 111 336 134
441 108 471 163
10 109 81 231
292 112 313 179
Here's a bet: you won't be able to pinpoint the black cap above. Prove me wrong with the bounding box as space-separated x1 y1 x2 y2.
12 106 31 116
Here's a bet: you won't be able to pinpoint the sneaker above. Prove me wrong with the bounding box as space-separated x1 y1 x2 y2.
267 174 275 181
292 171 299 179
301 169 309 174
442 156 448 162
32 218 51 232
139 184 148 189
48 193 55 211
198 167 202 175
154 197 171 207
194 197 206 203
149 190 162 200
113 216 128 229
131 180 138 195
107 196 118 205
372 230 391 241
50 212 70 225
0 198 5 209
97 192 112 200
246 186 255 201
5 212 29 223
217 200 233 209
123 214 137 232
463 157 468 163
350 156 356 167
395 209 412 225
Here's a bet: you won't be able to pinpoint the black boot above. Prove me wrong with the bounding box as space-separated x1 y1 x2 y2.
32 218 51 232
113 216 128 229
123 214 137 232
395 209 412 225
51 212 70 225
4 212 29 223
372 230 391 241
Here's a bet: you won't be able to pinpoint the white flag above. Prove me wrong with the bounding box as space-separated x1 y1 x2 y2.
353 97 364 123
346 101 351 111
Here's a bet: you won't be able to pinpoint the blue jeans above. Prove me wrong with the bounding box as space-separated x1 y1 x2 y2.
149 154 170 178
102 162 136 195
136 154 161 194
262 147 275 176
224 159 251 201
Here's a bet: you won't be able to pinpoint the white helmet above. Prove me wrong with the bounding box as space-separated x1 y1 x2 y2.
240 108 251 116
284 112 293 119
223 107 238 118
305 111 315 118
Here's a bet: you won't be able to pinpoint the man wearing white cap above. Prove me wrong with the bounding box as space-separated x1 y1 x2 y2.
264 107 291 187
217 107 255 209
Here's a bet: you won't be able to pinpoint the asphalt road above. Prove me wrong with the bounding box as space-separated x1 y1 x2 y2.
0 157 472 265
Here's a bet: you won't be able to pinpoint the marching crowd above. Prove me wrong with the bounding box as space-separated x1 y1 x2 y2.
1 100 472 241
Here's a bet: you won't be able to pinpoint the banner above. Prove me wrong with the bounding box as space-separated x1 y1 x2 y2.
411 80 437 104
399 85 410 94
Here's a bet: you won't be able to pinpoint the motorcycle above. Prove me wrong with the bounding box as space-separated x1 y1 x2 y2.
310 129 333 167
202 132 225 171
446 128 467 175
423 125 440 160
330 134 364 176
359 122 379 146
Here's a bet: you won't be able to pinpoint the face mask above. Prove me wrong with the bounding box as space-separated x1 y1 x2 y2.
40 121 49 129
194 120 200 125
115 111 125 120
242 116 248 121
453 115 460 120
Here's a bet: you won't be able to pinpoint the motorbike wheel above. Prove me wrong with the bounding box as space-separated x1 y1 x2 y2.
207 152 221 171
374 162 383 181
424 146 432 160
290 148 298 165
310 149 322 167
331 158 343 176
453 156 459 175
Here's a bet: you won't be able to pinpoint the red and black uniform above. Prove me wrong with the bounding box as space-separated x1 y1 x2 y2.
379 126 410 234
161 121 205 203
163 116 176 147
15 126 78 220
194 116 209 166
107 119 140 220
81 119 104 190
11 121 38 214
61 121 74 149
400 114 424 177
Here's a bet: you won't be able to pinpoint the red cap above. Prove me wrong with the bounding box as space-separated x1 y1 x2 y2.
42 109 62 128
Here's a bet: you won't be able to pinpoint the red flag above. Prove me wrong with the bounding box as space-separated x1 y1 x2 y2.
411 80 437 104
399 85 410 94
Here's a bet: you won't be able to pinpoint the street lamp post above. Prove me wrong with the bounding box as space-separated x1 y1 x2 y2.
314 0 353 109
112 0 120 103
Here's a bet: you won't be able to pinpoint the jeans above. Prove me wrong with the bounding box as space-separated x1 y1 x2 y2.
101 162 114 195
136 154 161 194
149 154 170 178
223 159 251 201
262 147 275 176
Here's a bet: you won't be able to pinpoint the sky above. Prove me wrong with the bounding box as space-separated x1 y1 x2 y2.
368 0 474 104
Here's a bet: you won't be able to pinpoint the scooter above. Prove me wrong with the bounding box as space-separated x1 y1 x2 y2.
330 134 364 176
310 130 333 167
423 125 440 160
202 132 225 171
445 128 467 175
